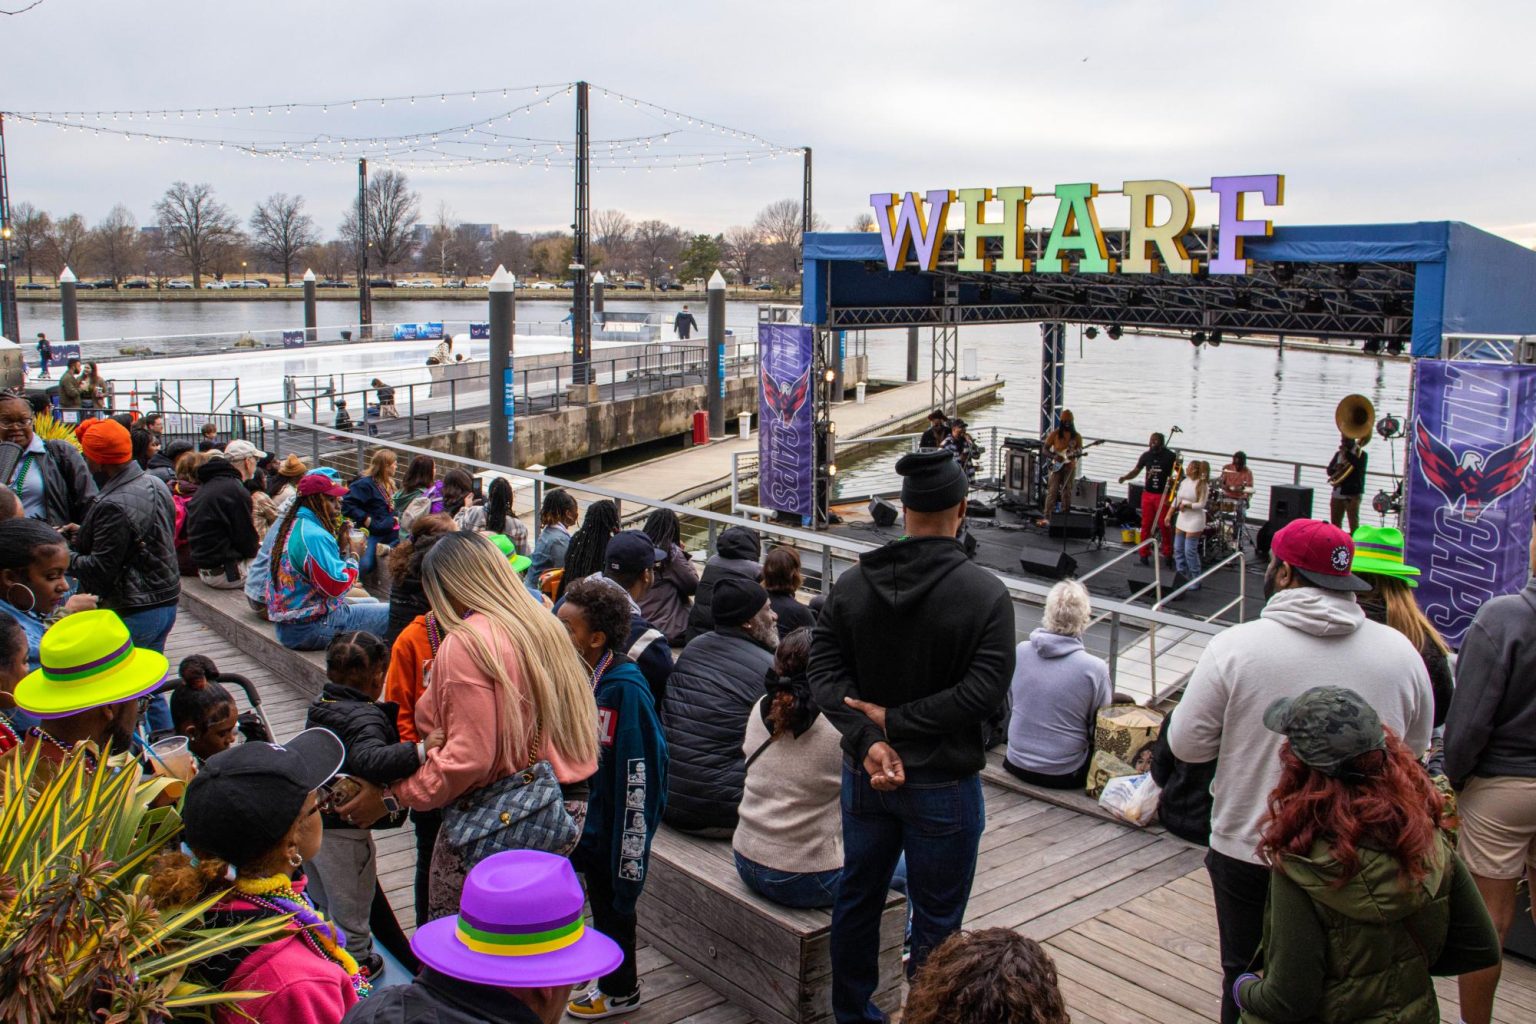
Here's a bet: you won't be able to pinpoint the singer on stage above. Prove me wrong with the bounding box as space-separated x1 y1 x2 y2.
1036 410 1081 527
1119 433 1177 567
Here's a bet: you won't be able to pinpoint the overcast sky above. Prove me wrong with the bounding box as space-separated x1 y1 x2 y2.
4 0 1534 245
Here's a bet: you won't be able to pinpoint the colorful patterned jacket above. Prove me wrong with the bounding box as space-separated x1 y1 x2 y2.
266 506 358 623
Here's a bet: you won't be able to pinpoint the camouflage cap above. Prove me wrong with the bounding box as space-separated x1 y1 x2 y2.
1262 686 1386 777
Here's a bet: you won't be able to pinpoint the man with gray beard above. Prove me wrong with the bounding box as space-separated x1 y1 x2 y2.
661 577 778 837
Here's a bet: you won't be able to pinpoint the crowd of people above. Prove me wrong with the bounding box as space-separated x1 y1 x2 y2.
0 398 1533 1024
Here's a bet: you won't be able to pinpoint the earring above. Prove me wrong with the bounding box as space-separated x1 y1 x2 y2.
288 851 303 868
4 582 35 613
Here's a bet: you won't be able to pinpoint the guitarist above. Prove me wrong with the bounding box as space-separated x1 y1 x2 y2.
1036 410 1081 526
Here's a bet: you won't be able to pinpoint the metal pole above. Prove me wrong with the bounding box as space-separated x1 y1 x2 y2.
357 159 372 334
59 266 79 341
906 325 919 382
571 81 592 386
302 268 317 342
707 270 726 436
488 265 517 468
801 146 813 240
0 114 17 345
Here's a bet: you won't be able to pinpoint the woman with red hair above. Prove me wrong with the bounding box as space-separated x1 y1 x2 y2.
1233 686 1499 1023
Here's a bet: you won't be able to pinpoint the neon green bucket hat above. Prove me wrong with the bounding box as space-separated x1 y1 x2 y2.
1349 525 1421 587
488 533 533 576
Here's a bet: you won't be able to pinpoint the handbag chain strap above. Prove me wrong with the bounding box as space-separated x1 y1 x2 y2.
526 713 543 770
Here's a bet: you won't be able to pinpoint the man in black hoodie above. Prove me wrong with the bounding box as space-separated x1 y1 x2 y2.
810 449 1015 1024
186 440 263 589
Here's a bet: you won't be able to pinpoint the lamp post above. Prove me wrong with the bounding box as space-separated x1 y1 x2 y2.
241 261 248 286
0 223 14 343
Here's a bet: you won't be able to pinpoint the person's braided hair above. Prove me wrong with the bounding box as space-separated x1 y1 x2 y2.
643 508 680 550
272 490 345 573
558 499 619 599
902 928 1070 1024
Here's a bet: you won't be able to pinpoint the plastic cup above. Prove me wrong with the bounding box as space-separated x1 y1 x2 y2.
149 735 197 783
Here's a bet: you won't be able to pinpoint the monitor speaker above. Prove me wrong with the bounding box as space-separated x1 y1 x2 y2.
1047 511 1097 539
1269 485 1314 526
868 496 899 528
1072 477 1106 507
1020 552 1078 580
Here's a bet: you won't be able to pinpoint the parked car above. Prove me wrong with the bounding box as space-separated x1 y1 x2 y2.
658 280 685 292
558 279 574 288
402 279 437 288
367 278 397 289
529 281 557 291
204 280 229 289
17 283 49 291
621 280 646 290
122 279 151 290
754 283 775 291
166 280 193 290
240 280 270 289
318 278 348 288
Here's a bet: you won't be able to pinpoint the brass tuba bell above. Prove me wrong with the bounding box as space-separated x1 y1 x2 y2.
1336 394 1375 446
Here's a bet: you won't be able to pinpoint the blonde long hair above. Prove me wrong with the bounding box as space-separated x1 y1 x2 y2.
421 532 598 766
1186 460 1210 505
1372 573 1450 656
366 449 397 494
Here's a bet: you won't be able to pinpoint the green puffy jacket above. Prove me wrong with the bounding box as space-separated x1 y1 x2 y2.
1238 833 1499 1024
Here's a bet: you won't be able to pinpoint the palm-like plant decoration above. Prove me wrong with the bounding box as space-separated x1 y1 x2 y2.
32 411 82 451
0 745 293 1022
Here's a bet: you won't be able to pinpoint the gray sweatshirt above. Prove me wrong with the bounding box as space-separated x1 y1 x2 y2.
1443 577 1536 786
1006 629 1112 775
1169 587 1434 864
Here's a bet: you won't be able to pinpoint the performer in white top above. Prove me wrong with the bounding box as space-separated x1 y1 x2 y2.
1169 460 1209 589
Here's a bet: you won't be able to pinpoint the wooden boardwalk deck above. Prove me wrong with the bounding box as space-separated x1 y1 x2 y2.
167 606 1536 1024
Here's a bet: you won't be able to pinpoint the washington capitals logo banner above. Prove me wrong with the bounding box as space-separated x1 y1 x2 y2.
1404 360 1536 648
758 323 815 517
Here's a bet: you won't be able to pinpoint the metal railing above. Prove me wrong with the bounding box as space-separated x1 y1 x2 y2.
228 410 1231 693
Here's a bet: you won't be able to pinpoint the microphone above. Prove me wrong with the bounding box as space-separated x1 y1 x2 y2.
1170 426 1183 434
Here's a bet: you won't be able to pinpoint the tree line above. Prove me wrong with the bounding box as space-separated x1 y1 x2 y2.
7 172 828 290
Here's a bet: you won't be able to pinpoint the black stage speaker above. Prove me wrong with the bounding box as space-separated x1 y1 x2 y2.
1047 510 1097 539
868 496 899 528
1073 477 1106 507
1005 448 1039 504
1128 481 1145 506
1269 484 1314 526
1021 552 1078 580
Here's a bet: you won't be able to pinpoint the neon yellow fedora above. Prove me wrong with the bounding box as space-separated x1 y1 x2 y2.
1349 525 1422 587
15 609 170 718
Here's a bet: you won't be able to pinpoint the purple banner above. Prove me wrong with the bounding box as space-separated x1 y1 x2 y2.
1404 359 1536 648
758 323 814 517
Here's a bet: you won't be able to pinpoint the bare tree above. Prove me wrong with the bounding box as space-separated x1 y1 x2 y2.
9 203 50 283
87 205 141 285
849 212 876 233
723 225 765 286
46 213 90 277
754 199 826 285
631 219 684 288
424 201 456 279
449 223 488 279
592 208 632 271
249 194 318 285
154 182 241 287
340 169 421 277
491 230 531 280
307 239 352 282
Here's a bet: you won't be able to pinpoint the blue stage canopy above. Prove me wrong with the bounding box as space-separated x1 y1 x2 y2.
803 221 1536 358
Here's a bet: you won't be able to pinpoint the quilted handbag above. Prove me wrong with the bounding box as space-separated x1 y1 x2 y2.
440 717 579 869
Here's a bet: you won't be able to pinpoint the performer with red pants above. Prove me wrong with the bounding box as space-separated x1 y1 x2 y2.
1119 433 1177 566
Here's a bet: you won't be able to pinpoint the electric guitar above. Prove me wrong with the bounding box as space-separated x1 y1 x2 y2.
1044 439 1104 476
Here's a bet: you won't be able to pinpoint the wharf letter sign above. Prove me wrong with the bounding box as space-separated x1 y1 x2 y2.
870 175 1284 276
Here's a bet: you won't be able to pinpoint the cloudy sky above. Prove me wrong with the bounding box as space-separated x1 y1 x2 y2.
4 0 1534 244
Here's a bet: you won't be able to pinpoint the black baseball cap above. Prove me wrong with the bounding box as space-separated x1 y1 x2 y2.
182 727 344 867
605 530 666 578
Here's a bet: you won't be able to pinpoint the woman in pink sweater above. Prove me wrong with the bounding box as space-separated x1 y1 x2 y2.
340 531 599 921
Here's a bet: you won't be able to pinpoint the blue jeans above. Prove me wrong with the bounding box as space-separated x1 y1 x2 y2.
1175 532 1202 587
733 850 841 909
831 761 984 1024
360 535 381 577
120 604 176 733
274 601 390 650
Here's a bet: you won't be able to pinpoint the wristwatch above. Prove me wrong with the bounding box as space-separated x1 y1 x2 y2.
381 787 401 815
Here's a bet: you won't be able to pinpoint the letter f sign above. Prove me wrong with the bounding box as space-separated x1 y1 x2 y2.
870 190 954 272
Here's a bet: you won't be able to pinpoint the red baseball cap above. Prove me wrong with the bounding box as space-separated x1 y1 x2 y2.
1270 519 1371 593
297 472 347 498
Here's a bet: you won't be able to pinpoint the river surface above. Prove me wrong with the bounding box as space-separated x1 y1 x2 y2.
16 298 1415 495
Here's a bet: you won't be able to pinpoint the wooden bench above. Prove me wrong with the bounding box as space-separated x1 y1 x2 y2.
177 582 330 696
637 826 906 1024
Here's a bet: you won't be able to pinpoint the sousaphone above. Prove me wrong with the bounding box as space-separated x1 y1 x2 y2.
1335 394 1375 447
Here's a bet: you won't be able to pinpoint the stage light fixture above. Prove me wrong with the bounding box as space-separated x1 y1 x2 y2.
1273 263 1296 284
1382 297 1406 316
826 463 838 477
1304 295 1327 314
1084 327 1099 340
823 369 836 383
1191 331 1206 346
1363 339 1382 354
1125 289 1145 305
1233 291 1253 310
1386 339 1405 356
1208 330 1223 347
1106 325 1123 340
1338 263 1360 283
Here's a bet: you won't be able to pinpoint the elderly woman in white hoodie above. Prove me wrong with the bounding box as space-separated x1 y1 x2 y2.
1005 579 1112 790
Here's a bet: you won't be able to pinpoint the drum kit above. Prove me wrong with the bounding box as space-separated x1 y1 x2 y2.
1202 491 1249 558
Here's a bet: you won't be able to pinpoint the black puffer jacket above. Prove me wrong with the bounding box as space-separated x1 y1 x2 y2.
305 682 420 830
662 626 775 832
71 462 180 612
186 458 260 570
1150 705 1216 846
36 437 97 527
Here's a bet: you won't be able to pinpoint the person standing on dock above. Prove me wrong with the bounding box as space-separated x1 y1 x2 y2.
1118 432 1177 567
1169 518 1434 1024
810 449 1015 1024
673 305 698 341
34 334 52 379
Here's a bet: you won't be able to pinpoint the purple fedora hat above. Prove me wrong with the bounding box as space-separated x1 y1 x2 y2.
411 850 622 987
